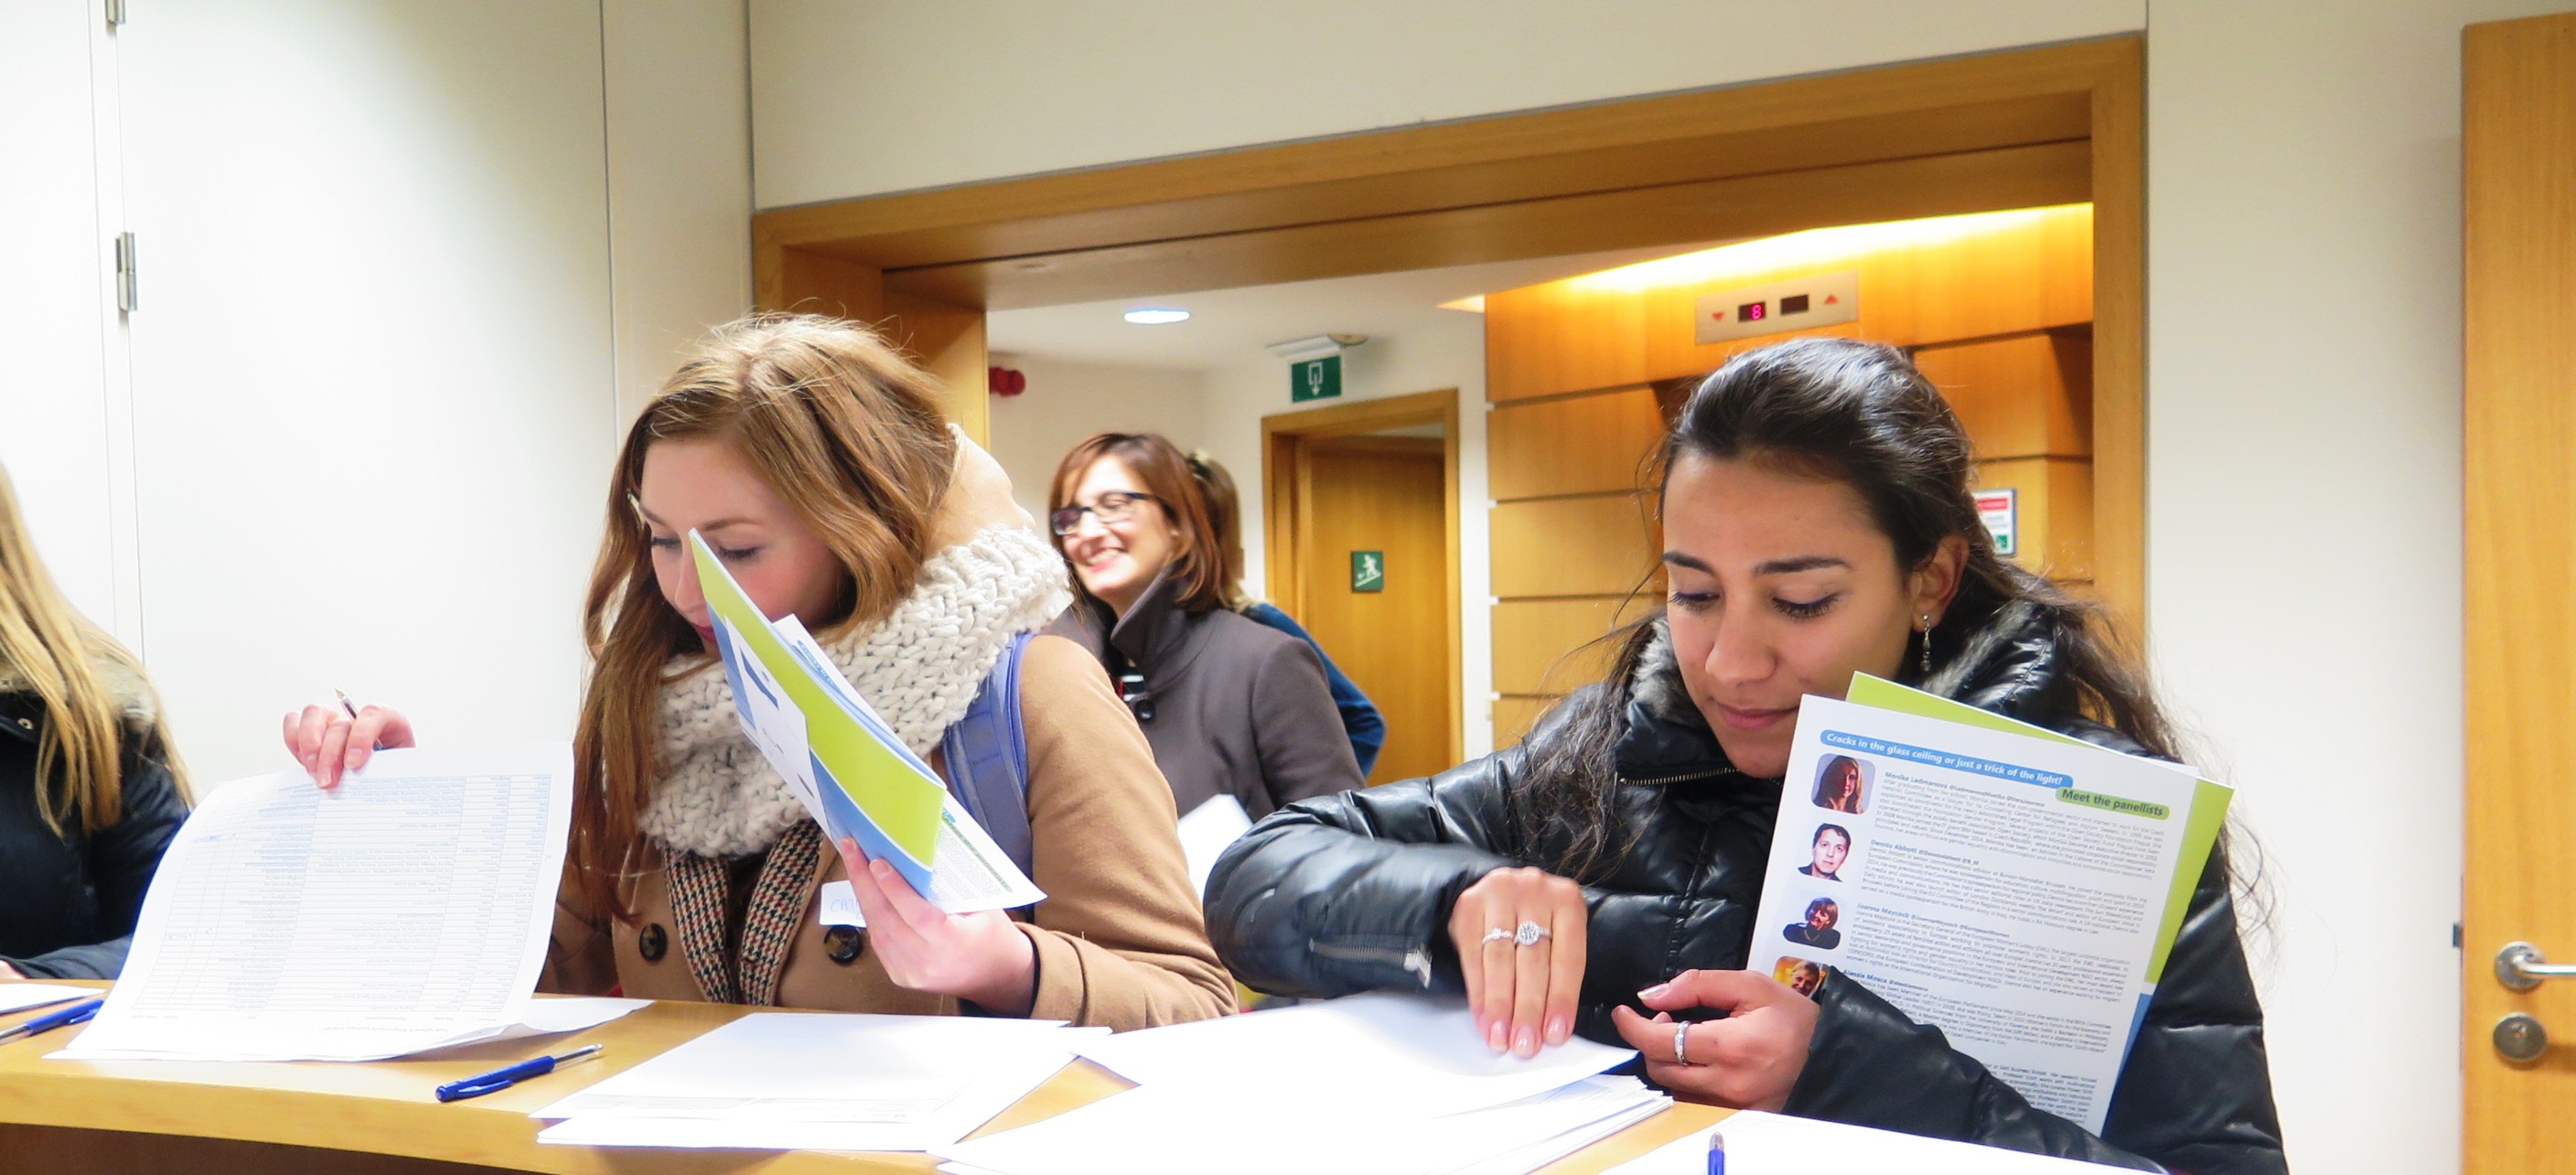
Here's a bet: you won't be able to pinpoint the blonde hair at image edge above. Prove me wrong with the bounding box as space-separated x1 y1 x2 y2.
0 463 188 833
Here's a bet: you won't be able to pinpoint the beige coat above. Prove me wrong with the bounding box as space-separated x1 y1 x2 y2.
540 633 1237 1029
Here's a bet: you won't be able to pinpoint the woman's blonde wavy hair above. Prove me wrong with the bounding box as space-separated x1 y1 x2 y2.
0 463 188 835
572 314 957 918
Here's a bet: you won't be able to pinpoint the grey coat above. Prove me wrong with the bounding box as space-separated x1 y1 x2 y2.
1056 572 1363 820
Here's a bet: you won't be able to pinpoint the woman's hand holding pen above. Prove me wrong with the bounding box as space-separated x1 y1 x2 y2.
1610 968 1819 1111
835 837 1037 1017
1449 866 1589 1059
283 701 417 788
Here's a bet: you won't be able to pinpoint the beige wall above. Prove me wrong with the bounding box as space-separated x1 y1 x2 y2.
983 355 1208 522
746 0 2145 208
2145 3 2571 1168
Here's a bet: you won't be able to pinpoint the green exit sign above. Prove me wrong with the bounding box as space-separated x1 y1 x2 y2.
1291 355 1342 402
1350 550 1384 592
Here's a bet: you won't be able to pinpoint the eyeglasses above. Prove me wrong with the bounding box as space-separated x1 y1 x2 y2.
1048 490 1157 536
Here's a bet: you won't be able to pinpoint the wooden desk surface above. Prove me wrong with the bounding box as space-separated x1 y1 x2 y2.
0 983 1725 1174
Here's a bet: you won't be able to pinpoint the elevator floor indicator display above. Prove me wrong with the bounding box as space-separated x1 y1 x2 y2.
1693 270 1861 344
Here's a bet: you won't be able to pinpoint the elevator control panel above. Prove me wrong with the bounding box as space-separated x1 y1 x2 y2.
1692 270 1861 345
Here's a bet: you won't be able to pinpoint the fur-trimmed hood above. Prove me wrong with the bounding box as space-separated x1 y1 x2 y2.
0 649 159 739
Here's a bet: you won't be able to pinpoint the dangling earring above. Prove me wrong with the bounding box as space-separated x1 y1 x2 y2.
1918 613 1936 674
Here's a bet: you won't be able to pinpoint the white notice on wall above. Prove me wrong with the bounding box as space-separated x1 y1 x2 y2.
1749 690 2224 1132
1974 487 2018 556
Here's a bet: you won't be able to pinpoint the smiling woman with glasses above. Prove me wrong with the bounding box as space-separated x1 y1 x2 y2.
1046 433 1361 826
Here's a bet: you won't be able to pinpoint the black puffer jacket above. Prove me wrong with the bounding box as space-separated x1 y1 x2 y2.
1206 603 2285 1174
0 668 188 979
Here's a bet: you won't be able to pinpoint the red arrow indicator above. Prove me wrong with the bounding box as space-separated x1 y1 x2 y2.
1823 294 1840 305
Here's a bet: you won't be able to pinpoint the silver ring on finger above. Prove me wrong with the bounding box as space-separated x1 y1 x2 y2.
1673 1021 1691 1065
1513 920 1551 947
1482 927 1515 944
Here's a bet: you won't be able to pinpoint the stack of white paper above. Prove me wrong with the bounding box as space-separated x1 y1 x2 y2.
532 1012 1109 1152
934 994 1669 1175
1174 794 1251 901
54 747 645 1062
1605 1110 2122 1173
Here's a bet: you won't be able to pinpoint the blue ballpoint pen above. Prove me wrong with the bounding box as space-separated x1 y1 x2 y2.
434 1043 605 1103
0 997 103 1043
1706 1130 1725 1175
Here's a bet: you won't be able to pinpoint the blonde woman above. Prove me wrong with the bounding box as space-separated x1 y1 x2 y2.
286 316 1233 1026
0 463 189 979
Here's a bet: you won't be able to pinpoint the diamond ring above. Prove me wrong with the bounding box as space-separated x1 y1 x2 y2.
1514 921 1551 948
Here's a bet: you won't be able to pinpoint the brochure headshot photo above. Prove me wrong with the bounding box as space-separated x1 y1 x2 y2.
1773 957 1828 998
1799 823 1852 881
1812 753 1871 814
1784 898 1842 950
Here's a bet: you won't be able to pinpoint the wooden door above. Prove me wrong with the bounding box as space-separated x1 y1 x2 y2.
1298 436 1453 784
2463 11 2576 1170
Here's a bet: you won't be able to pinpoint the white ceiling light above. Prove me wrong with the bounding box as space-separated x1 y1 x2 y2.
1122 307 1191 325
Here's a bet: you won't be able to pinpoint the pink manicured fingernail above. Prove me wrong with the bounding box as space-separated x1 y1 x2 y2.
1514 1028 1537 1057
1546 1016 1571 1045
1639 983 1669 999
1487 1022 1508 1052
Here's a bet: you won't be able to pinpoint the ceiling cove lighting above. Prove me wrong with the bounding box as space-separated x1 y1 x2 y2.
1122 307 1191 325
1566 204 2087 294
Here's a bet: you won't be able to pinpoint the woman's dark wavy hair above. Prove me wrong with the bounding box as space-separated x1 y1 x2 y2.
1515 337 2191 882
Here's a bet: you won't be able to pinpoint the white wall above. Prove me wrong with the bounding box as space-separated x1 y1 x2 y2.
746 0 2145 208
1195 321 1496 759
2144 4 2569 1170
0 1 133 641
606 0 755 420
984 354 1208 520
1 1 754 785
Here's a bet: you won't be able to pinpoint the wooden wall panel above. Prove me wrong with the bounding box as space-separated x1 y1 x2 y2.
882 290 989 444
1493 597 1655 695
751 248 991 444
1490 495 1660 599
1485 204 2094 403
1487 387 1668 501
1493 695 1558 749
1972 456 2094 581
1913 331 2092 460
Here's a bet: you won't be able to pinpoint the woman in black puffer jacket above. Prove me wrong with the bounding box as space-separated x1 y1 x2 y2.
0 462 189 980
1205 338 2284 1174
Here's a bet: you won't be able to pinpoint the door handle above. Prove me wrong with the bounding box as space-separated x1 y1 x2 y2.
2496 942 2576 990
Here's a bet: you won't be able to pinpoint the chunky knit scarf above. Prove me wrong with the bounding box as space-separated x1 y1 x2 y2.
640 524 1071 859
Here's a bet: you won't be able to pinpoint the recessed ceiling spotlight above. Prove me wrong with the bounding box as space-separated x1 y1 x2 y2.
1123 307 1191 325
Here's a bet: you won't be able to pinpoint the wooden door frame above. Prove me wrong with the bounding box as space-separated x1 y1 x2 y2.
751 35 2146 632
2463 12 2576 1170
1261 390 1465 768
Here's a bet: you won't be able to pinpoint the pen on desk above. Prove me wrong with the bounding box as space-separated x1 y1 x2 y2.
1706 1130 1725 1175
0 997 103 1043
435 1043 605 1103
